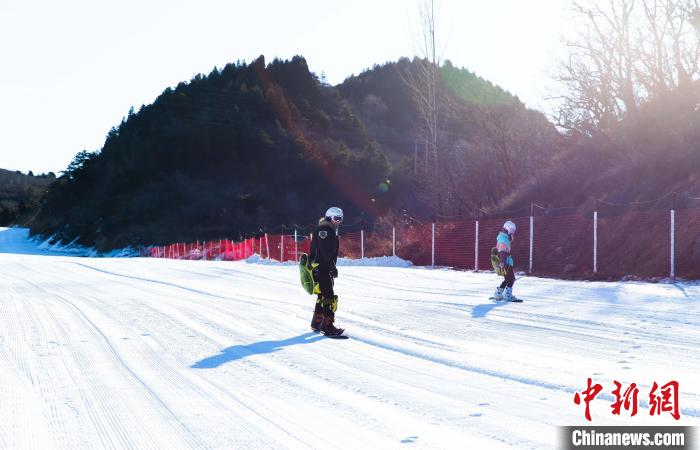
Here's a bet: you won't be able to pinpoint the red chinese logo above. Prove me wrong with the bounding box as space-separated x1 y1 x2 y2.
574 379 680 421
649 381 680 420
574 377 603 421
611 381 639 416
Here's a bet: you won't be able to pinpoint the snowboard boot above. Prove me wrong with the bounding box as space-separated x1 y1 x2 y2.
320 298 344 336
310 298 324 332
503 287 517 302
321 311 344 336
493 287 504 301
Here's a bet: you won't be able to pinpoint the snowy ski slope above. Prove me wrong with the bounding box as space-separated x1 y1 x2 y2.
0 227 698 449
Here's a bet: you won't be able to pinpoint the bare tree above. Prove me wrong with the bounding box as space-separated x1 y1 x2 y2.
692 0 700 31
553 0 700 135
553 0 638 134
637 0 700 91
401 0 444 178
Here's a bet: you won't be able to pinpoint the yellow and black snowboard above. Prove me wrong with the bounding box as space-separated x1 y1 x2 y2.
491 247 506 276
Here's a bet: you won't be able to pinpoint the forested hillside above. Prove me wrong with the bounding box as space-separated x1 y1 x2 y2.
29 56 558 250
0 169 54 226
28 48 699 255
338 58 559 215
30 56 394 250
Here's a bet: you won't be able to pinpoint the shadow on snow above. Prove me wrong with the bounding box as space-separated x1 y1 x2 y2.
471 301 509 318
191 332 325 368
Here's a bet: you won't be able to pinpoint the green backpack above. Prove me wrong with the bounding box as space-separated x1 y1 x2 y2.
298 253 319 295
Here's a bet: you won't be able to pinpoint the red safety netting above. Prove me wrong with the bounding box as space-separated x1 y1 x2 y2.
141 207 699 280
598 210 670 278
261 235 273 259
265 235 282 261
249 238 267 260
531 214 594 277
280 234 310 262
434 221 475 269
363 227 395 258
673 208 700 279
222 240 236 260
339 230 362 259
188 242 201 260
395 223 432 266
207 241 216 260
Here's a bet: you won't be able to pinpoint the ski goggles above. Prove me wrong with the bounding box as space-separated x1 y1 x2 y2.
331 216 343 223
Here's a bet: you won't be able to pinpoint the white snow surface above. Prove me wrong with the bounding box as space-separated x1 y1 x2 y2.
0 227 699 449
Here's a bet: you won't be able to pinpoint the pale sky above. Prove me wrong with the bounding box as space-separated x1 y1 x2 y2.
0 0 571 174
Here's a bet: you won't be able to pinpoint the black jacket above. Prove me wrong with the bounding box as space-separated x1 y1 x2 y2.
309 218 339 271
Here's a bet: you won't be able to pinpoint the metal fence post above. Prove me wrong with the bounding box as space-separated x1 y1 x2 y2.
392 227 396 257
474 220 479 271
265 234 270 259
280 234 284 262
431 223 435 268
670 209 675 280
294 229 298 261
529 215 534 273
361 229 364 259
593 211 598 274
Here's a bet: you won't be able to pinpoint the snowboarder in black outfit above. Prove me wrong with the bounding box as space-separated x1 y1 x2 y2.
308 207 345 336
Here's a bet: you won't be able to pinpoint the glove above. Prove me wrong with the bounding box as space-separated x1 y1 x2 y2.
498 262 505 269
331 295 338 312
331 267 338 278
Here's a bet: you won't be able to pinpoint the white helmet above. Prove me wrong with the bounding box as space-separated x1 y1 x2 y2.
503 220 516 234
325 206 344 222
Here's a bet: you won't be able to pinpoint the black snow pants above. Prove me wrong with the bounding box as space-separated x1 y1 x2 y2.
499 265 515 289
